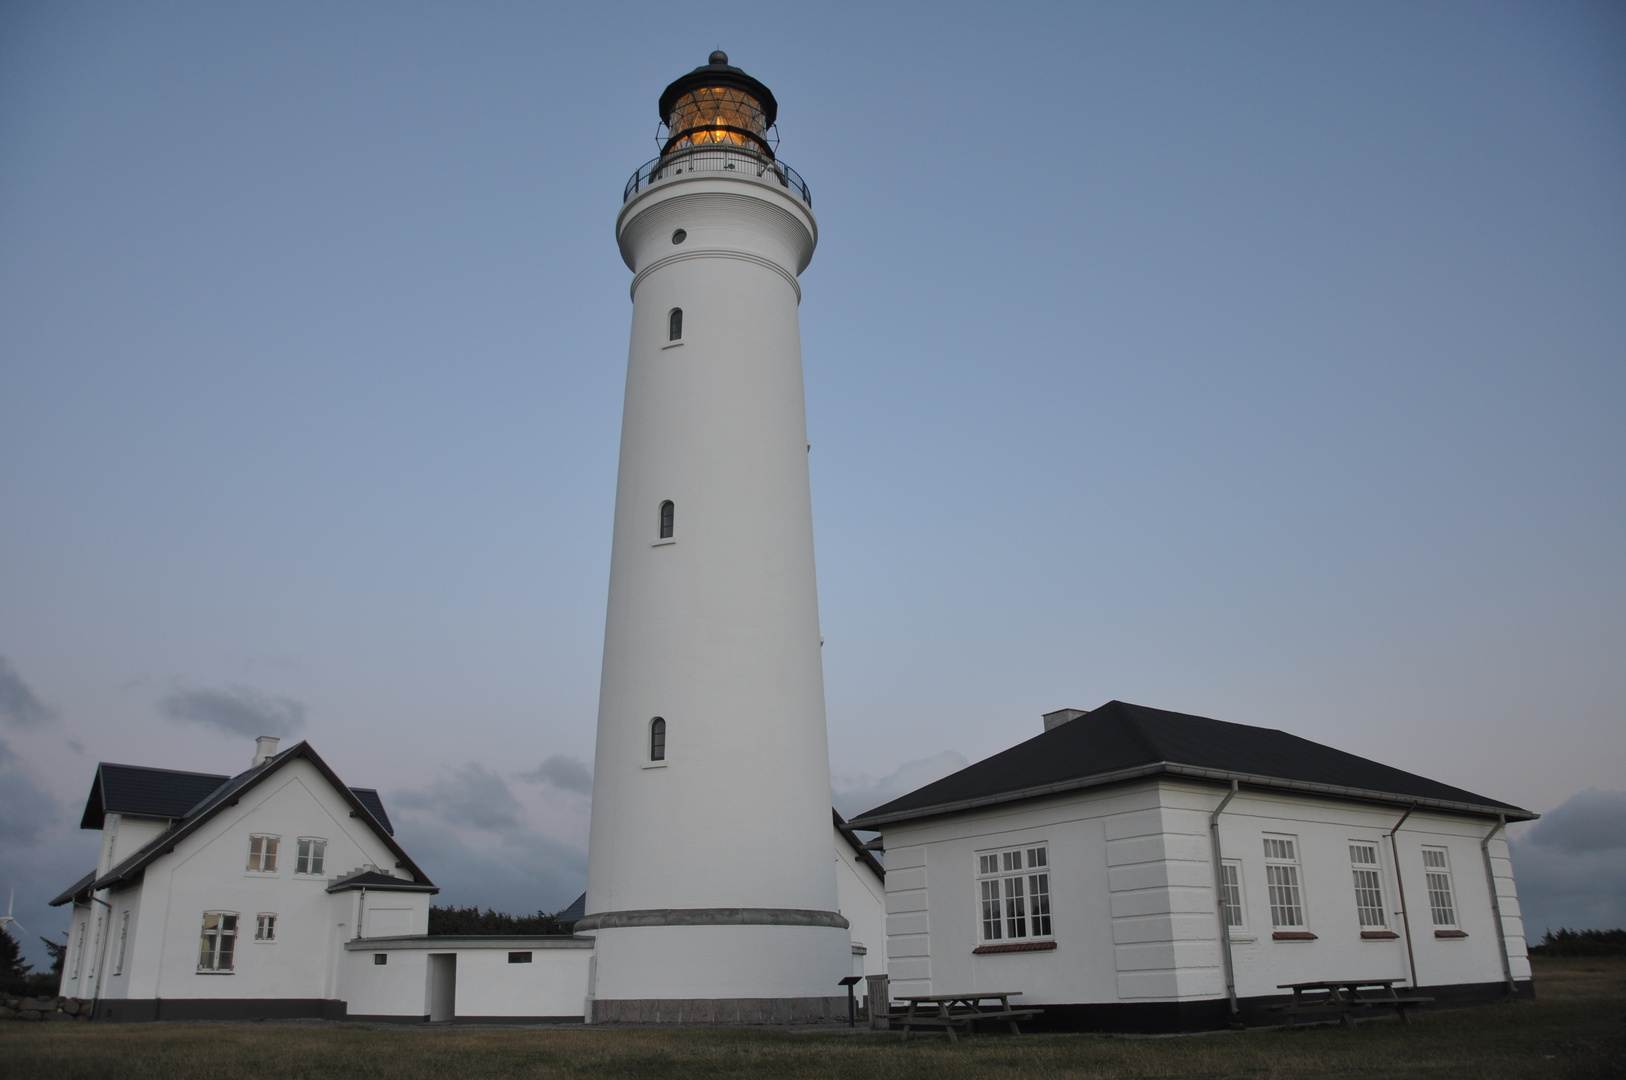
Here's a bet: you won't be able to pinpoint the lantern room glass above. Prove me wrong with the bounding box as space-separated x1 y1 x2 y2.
666 86 769 153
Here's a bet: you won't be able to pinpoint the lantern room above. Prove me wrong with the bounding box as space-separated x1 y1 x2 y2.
658 51 779 156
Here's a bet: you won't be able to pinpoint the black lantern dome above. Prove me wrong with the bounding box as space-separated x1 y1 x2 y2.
658 51 779 157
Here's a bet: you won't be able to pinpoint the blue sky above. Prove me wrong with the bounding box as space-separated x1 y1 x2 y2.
1 2 1622 967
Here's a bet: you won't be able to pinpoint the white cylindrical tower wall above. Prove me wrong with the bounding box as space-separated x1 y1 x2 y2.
583 56 848 1016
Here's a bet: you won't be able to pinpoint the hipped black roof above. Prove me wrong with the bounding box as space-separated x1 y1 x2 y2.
848 700 1536 829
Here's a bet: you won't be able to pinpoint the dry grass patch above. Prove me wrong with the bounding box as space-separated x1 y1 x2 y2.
3 958 1621 1079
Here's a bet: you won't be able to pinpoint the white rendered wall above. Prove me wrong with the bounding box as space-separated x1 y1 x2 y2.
585 167 847 1000
339 941 593 1020
880 779 1528 1006
833 827 887 977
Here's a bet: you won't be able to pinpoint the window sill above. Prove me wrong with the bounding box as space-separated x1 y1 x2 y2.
641 762 668 770
1435 929 1468 939
1360 930 1400 940
651 539 676 547
972 940 1056 955
1272 931 1318 941
195 970 234 975
1227 934 1257 943
661 340 684 350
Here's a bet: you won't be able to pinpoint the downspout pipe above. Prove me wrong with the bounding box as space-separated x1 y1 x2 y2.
1388 804 1418 988
1480 815 1516 994
1209 779 1240 1014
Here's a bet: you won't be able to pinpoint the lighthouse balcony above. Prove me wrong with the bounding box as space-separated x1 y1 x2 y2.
624 145 812 207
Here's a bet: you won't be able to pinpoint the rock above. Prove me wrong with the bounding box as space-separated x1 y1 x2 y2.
19 1010 42 1021
20 997 55 1012
42 1010 71 1021
59 999 79 1015
0 1006 15 1019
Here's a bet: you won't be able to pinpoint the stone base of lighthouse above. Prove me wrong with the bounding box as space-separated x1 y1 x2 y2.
583 923 852 1022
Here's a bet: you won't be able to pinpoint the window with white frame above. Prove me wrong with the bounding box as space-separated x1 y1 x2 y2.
113 911 130 975
295 838 326 876
255 913 277 942
976 845 1052 942
1422 847 1458 927
1219 859 1246 929
197 912 238 971
1263 836 1306 929
1349 843 1387 928
246 835 279 873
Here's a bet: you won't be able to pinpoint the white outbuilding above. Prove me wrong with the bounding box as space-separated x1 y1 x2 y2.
846 700 1536 1032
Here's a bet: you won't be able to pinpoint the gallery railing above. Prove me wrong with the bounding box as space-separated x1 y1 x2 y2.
624 145 812 207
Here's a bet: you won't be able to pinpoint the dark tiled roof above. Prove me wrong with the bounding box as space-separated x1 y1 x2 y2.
78 741 434 895
556 892 587 926
848 700 1536 829
326 869 438 894
833 808 885 879
79 764 230 829
49 869 97 907
349 788 393 835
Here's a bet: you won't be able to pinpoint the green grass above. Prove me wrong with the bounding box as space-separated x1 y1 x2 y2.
3 958 1621 1079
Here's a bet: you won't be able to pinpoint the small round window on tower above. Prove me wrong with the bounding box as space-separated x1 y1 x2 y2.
672 229 687 244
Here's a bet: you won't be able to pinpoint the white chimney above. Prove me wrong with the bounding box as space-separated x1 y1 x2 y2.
1043 708 1089 732
252 736 281 767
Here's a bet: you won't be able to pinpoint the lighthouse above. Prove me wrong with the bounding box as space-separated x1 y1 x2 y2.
579 53 850 1021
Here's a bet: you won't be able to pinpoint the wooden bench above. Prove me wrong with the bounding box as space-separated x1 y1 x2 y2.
1269 979 1434 1027
893 992 1042 1041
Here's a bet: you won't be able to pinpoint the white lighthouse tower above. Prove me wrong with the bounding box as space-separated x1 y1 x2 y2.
579 53 849 1021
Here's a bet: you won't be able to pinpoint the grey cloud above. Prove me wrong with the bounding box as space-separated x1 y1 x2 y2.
1509 789 1626 936
833 750 970 821
0 738 62 846
393 763 525 833
0 657 57 728
390 815 586 917
516 754 593 796
159 684 306 739
1522 789 1626 853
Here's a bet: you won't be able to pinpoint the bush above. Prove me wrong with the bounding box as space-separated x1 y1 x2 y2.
427 905 564 936
1528 927 1626 957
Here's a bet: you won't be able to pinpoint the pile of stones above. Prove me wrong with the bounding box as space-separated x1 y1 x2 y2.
0 995 91 1021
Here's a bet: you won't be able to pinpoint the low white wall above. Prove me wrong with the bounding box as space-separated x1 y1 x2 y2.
339 937 594 1020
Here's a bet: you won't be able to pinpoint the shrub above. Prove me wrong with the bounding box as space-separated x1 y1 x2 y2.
1528 927 1626 957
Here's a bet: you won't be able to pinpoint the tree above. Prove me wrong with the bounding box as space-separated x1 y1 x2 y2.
41 935 66 976
0 928 33 995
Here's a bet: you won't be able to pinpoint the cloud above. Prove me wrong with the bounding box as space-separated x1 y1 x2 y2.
158 685 306 739
833 750 970 821
392 763 525 833
0 739 61 846
0 657 57 728
516 754 593 796
1509 789 1626 936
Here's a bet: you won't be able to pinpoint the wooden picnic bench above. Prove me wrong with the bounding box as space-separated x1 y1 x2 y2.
1269 979 1434 1027
892 992 1043 1041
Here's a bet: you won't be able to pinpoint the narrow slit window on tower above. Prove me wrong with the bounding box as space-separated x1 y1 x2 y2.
659 500 674 539
669 308 683 341
650 717 666 761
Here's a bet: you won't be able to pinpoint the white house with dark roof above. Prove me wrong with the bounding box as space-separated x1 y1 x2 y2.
846 700 1536 1032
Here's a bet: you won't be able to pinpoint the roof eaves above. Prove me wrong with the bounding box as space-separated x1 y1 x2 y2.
49 869 97 907
832 808 885 880
846 760 1538 830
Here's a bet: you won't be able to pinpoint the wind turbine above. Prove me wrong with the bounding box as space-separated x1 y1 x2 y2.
0 889 27 938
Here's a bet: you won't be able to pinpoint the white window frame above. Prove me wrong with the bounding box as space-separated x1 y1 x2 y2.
1263 835 1307 930
113 911 130 975
254 913 277 942
1421 846 1459 928
1348 841 1388 929
975 844 1052 943
246 834 279 873
197 911 239 972
1219 858 1247 930
294 838 327 876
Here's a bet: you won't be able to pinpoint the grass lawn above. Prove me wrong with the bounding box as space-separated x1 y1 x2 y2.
2 958 1621 1079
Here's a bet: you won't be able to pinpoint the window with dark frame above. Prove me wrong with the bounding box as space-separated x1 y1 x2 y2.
659 500 674 539
669 308 683 341
650 717 666 761
373 953 388 965
508 951 533 963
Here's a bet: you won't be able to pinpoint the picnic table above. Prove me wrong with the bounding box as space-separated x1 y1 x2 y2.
892 992 1042 1041
1270 979 1434 1027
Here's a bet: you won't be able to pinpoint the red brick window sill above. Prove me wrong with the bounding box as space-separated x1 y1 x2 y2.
1272 931 1319 941
1435 929 1469 938
1360 930 1399 940
973 940 1058 955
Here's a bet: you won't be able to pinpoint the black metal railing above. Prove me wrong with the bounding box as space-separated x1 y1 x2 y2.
624 145 812 207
